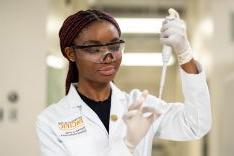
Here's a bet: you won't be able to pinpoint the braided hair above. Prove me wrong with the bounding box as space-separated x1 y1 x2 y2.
59 9 121 94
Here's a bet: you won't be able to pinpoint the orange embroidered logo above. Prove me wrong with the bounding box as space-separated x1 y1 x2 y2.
58 117 84 130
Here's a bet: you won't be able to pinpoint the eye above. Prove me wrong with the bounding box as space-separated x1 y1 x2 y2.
85 47 101 53
109 43 120 52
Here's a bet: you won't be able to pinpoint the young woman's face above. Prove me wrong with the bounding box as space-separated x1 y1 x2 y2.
73 20 122 84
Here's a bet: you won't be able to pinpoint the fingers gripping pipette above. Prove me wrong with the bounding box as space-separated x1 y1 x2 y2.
159 8 180 99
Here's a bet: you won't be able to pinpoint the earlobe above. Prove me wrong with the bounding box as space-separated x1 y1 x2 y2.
64 47 76 62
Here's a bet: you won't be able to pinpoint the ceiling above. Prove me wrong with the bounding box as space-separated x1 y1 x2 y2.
47 0 187 55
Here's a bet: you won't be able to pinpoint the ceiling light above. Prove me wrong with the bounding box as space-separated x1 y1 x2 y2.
122 52 175 66
199 18 214 37
46 55 66 69
115 18 164 34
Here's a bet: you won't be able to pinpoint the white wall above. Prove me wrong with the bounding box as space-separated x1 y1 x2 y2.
0 0 47 156
187 0 234 156
209 1 234 156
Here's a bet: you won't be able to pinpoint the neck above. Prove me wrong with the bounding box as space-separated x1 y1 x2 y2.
77 79 111 102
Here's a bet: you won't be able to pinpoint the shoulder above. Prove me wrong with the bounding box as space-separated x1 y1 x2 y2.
37 96 70 124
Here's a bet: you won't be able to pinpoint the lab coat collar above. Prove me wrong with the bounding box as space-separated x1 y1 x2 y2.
66 82 125 108
66 83 82 108
66 82 127 139
109 82 127 140
66 83 108 137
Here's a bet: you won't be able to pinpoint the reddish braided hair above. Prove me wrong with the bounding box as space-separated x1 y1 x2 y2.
59 9 121 95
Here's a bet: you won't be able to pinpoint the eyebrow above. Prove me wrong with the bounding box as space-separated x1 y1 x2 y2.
81 37 120 45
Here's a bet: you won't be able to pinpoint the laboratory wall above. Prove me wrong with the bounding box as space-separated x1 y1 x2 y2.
208 1 234 156
0 0 47 156
187 0 234 156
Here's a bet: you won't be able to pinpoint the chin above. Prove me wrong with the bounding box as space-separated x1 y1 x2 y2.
95 73 116 84
100 75 115 83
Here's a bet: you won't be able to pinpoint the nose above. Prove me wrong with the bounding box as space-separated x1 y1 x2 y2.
101 51 115 63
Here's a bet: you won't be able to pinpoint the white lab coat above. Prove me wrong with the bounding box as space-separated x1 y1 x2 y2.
36 66 212 156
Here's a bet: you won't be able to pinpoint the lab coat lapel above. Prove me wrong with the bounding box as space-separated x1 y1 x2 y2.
67 84 108 137
109 82 128 141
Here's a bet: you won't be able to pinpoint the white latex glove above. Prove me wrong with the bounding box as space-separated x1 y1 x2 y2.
123 90 161 153
160 13 193 65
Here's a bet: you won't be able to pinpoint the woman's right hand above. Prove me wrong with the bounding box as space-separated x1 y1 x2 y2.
123 90 161 153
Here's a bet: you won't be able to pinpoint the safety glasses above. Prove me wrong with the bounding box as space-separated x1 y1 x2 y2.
71 40 125 63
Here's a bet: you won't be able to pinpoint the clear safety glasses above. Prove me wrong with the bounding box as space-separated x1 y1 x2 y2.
71 40 125 63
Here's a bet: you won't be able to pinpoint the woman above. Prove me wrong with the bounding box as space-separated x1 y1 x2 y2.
36 9 212 156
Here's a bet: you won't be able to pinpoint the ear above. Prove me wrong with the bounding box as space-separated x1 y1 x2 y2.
64 47 76 62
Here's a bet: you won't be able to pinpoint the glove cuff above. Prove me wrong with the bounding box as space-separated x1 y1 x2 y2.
177 48 193 65
124 137 136 153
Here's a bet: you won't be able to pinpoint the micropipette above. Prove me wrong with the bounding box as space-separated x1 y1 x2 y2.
159 8 180 99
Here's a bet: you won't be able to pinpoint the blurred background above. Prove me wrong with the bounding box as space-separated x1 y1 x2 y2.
0 0 234 155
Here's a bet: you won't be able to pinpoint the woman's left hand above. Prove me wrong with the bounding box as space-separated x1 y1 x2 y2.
160 17 193 65
123 90 161 153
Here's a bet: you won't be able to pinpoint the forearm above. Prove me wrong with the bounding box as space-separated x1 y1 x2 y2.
154 63 212 140
180 59 198 74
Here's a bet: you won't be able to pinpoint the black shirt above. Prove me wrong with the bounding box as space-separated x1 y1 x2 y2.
77 90 112 133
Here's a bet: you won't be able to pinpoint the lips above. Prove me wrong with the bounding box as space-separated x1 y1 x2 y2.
98 65 116 76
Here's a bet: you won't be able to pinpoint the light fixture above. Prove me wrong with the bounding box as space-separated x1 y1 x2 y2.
122 52 175 66
46 55 66 69
46 16 63 35
115 18 164 34
199 18 214 37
